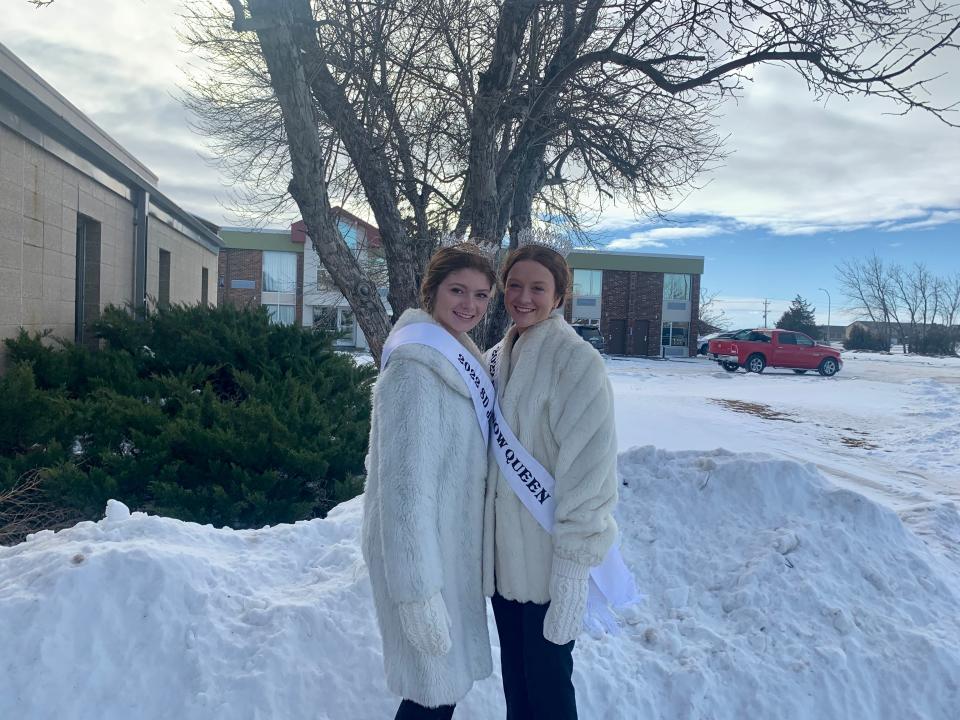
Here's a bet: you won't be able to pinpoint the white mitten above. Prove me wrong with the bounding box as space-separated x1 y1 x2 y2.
398 592 452 656
543 557 590 645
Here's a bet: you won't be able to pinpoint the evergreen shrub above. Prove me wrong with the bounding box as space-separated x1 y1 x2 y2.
0 303 375 542
911 326 959 356
843 325 890 352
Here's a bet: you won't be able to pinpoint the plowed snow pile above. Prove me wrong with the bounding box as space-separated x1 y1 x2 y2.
2 448 958 719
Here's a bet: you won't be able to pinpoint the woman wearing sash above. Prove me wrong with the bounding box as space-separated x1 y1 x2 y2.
483 244 618 720
362 244 497 720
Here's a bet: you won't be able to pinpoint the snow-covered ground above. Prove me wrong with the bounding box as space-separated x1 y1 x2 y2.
1 352 958 719
611 352 960 521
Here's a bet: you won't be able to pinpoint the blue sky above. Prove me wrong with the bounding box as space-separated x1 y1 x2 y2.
590 219 959 329
4 1 959 329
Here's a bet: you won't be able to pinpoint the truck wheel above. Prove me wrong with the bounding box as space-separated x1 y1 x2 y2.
818 358 839 377
746 354 766 373
722 361 739 372
792 369 808 375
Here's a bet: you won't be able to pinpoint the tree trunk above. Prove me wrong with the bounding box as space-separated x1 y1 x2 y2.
480 148 547 349
462 0 538 241
299 45 428 323
247 0 391 363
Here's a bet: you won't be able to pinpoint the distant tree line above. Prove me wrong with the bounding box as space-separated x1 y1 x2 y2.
836 255 960 356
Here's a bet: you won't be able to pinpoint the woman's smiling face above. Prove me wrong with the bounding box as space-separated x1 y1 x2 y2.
431 268 493 335
504 260 560 333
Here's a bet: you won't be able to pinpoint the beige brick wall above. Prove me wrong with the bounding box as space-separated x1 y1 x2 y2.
147 216 218 308
1 123 138 357
1 122 218 370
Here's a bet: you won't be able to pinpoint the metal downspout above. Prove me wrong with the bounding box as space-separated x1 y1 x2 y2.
134 188 150 317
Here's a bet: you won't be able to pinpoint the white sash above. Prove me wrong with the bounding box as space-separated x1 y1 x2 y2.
382 323 492 447
381 322 639 631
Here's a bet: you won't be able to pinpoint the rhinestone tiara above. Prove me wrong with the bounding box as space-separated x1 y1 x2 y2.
516 226 574 258
437 233 500 262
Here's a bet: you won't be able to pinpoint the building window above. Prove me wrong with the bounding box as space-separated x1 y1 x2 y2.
262 251 297 293
266 304 296 325
158 249 171 309
661 321 689 348
663 274 691 301
312 305 356 345
573 269 602 296
338 219 359 249
317 266 334 290
339 308 355 341
201 267 209 306
312 306 339 332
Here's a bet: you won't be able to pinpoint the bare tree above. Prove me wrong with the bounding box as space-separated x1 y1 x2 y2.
890 262 947 351
837 256 960 353
941 273 960 328
837 253 905 347
185 0 959 358
699 287 730 332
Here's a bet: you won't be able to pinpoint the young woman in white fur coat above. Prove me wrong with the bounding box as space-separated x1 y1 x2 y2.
362 245 497 720
483 244 618 720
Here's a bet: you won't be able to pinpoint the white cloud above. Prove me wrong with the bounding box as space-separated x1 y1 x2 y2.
884 210 960 232
607 224 727 249
3 1 228 223
602 64 960 236
4 4 959 235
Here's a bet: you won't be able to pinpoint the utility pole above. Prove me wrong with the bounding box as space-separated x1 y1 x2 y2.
762 299 771 327
819 288 831 343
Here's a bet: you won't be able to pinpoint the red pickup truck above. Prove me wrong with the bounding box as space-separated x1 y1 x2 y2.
708 329 843 376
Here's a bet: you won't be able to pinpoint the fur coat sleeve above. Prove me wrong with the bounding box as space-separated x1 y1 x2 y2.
548 340 619 566
373 357 446 602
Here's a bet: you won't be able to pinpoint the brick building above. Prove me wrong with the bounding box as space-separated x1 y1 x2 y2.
565 250 704 357
218 208 385 349
0 43 221 369
217 227 305 326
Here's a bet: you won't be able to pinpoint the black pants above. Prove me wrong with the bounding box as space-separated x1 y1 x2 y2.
394 699 455 720
491 593 577 720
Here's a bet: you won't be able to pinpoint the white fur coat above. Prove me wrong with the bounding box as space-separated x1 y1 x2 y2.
361 309 492 707
482 312 618 603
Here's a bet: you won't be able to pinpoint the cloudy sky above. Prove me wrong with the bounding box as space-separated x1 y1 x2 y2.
4 0 959 329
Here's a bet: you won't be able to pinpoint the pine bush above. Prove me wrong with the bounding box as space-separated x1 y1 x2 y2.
843 325 890 352
1 303 375 542
911 326 959 356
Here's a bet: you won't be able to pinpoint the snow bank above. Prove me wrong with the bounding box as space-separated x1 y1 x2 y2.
609 447 960 720
1 448 958 719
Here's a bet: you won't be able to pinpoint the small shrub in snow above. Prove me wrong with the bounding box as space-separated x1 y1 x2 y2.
843 325 890 352
910 326 959 357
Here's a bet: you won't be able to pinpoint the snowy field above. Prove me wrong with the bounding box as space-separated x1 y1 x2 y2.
1 351 958 719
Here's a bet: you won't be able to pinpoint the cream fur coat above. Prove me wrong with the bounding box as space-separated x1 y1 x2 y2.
361 309 492 707
482 312 618 603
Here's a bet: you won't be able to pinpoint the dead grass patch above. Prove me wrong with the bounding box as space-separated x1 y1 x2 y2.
840 436 879 450
710 399 800 423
